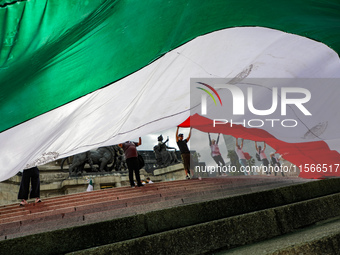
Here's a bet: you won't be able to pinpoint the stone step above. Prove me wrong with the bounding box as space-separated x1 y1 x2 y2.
0 177 338 254
0 178 282 236
0 176 300 221
214 216 340 255
0 179 215 215
64 192 340 255
0 179 202 211
0 176 288 218
0 177 311 240
0 175 301 210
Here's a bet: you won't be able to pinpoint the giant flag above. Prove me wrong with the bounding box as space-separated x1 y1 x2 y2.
0 0 340 181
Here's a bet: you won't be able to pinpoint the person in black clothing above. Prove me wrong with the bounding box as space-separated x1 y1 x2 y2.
176 127 192 179
119 137 144 187
18 166 41 206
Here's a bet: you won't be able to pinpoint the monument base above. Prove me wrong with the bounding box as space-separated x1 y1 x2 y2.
153 163 187 181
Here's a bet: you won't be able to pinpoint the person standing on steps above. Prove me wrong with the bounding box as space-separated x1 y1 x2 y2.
119 137 144 187
235 138 248 175
18 166 41 206
270 152 285 177
209 133 226 175
176 127 192 179
255 141 270 175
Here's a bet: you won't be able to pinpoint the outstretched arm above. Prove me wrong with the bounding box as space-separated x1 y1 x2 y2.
176 127 179 142
208 133 212 146
241 138 243 149
166 145 176 150
263 142 266 151
186 128 192 142
137 137 142 146
255 141 258 151
216 133 220 144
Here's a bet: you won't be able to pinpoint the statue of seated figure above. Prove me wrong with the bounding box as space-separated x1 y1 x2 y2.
153 135 179 168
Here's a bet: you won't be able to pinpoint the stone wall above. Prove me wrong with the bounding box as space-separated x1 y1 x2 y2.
153 163 187 181
0 178 20 205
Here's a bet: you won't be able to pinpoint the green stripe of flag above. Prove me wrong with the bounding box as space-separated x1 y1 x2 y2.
0 0 340 132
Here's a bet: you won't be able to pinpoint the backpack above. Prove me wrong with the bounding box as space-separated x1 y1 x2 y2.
137 153 145 169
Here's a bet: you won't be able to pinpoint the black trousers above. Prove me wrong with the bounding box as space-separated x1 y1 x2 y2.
212 155 225 166
262 158 270 174
181 153 191 172
273 163 285 176
126 157 142 186
18 166 40 200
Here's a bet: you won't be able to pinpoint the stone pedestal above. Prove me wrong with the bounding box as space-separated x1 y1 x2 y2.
153 163 186 181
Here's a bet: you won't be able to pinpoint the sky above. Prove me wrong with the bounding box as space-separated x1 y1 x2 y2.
138 126 230 167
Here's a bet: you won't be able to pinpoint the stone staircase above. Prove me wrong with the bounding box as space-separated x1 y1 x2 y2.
215 216 340 255
0 176 339 255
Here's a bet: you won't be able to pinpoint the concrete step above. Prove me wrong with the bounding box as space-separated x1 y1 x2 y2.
3 179 303 240
0 177 302 239
0 175 302 209
0 179 220 217
64 192 340 255
0 177 339 255
214 216 340 255
0 177 305 222
0 176 296 220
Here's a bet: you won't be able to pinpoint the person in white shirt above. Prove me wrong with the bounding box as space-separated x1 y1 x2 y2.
209 133 226 167
235 138 248 175
146 177 154 184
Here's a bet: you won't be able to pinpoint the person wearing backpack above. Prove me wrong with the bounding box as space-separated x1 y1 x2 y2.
255 141 270 176
119 137 144 187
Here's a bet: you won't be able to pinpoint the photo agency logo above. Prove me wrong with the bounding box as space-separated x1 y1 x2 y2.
194 79 312 129
196 82 223 114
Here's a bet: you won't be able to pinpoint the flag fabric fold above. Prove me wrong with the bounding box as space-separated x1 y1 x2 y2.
1 0 340 180
190 114 340 179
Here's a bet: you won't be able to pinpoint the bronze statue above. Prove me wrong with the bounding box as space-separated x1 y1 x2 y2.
153 135 179 168
61 145 127 176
